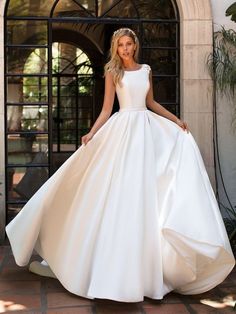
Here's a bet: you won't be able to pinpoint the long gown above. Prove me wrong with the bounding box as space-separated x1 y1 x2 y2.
6 64 235 302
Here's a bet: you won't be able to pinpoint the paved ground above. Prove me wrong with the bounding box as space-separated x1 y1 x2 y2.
0 245 235 314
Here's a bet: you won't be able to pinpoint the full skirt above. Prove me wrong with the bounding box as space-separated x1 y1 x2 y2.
6 109 235 302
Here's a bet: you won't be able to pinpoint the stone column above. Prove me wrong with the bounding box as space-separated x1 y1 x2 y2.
176 0 215 188
0 0 6 242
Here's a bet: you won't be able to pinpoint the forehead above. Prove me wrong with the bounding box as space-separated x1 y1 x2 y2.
118 35 134 43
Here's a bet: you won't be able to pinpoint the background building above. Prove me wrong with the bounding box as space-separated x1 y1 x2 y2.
0 0 235 242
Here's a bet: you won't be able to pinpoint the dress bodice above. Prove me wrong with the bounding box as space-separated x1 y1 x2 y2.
116 64 151 111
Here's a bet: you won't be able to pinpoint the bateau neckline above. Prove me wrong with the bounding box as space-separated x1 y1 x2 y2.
123 64 143 72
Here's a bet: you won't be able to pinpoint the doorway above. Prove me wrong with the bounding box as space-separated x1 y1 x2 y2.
5 0 180 222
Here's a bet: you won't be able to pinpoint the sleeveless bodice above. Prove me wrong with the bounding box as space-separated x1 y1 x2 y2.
116 64 151 111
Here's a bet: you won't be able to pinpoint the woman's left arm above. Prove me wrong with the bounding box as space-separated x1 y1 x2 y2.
146 69 190 133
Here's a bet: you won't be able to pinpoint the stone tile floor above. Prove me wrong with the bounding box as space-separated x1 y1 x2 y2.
0 245 235 314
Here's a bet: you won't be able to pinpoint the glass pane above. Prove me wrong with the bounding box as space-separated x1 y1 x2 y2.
7 106 48 132
59 131 76 151
52 152 73 174
53 84 77 97
7 0 55 17
7 20 48 45
52 89 93 151
102 0 138 18
162 104 178 115
7 47 48 75
7 77 48 104
78 77 94 95
133 0 177 19
78 95 94 109
7 204 24 223
76 0 95 16
142 49 177 75
78 117 92 131
98 0 117 16
52 42 93 75
7 134 48 166
52 78 94 98
7 166 49 201
143 23 178 48
52 108 92 145
53 0 91 17
153 77 178 103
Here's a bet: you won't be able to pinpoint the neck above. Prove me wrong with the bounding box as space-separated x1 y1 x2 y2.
122 60 137 69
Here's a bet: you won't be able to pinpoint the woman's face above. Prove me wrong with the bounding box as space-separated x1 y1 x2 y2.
117 35 136 62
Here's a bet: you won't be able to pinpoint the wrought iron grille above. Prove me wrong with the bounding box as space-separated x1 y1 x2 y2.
4 0 180 222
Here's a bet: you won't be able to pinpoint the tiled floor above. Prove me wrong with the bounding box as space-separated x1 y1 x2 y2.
0 245 235 314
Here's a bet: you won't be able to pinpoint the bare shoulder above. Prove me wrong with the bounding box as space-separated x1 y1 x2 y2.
104 70 113 79
104 70 116 91
104 70 115 84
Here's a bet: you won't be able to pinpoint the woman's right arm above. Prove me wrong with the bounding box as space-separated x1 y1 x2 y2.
81 72 116 145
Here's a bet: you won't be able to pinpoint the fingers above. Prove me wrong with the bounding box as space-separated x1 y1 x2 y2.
81 136 87 145
81 135 92 145
179 121 190 133
183 122 189 133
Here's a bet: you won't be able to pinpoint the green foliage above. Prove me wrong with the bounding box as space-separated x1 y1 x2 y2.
222 204 236 241
207 26 236 252
226 2 236 22
208 27 236 98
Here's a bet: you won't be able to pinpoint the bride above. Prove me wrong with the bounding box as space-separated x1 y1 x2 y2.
6 27 235 302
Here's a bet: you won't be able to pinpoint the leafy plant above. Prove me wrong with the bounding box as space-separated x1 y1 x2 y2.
226 2 236 22
221 204 236 241
207 20 236 251
208 27 236 98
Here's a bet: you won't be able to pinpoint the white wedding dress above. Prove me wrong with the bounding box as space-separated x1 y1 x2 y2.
6 64 235 302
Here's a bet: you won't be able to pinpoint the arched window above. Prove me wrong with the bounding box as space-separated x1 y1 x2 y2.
5 0 179 221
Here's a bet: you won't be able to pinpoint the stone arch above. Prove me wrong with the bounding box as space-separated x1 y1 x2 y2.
0 0 214 241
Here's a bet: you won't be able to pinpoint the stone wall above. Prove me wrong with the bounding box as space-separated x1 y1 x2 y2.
176 0 215 185
0 0 6 242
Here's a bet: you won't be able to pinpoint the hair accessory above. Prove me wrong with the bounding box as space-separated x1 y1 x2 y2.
113 28 136 38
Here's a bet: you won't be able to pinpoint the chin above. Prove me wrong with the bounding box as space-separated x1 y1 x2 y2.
120 56 131 61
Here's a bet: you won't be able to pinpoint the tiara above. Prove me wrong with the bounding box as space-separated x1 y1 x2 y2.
113 28 136 37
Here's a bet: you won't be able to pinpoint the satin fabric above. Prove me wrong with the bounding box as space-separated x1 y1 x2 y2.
6 64 235 302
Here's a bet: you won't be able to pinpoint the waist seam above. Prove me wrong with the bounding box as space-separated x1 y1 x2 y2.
119 106 147 112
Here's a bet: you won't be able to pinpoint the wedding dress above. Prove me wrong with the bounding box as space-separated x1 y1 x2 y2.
6 64 235 302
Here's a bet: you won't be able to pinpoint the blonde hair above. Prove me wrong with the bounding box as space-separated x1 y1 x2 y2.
104 28 140 86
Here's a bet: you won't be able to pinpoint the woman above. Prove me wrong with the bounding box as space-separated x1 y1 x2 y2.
6 28 235 302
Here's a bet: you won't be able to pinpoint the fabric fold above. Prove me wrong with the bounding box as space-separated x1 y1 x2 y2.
6 63 235 302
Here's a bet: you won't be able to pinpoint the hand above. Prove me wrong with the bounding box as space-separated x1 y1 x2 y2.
175 118 190 133
81 132 94 145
